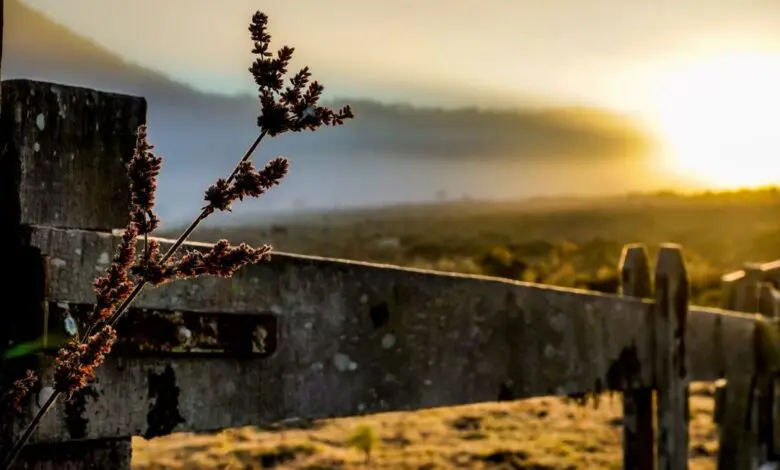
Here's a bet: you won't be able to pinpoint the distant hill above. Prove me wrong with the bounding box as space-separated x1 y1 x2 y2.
1 0 663 223
3 0 235 107
332 99 653 161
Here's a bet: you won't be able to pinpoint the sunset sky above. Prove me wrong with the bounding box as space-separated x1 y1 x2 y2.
18 0 780 188
19 0 780 111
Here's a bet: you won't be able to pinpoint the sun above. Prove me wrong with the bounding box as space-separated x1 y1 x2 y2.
649 51 780 189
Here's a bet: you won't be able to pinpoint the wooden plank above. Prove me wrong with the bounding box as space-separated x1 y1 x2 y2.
759 284 780 320
20 233 657 442
618 244 654 470
690 305 769 467
761 261 780 287
30 226 761 381
715 267 777 468
686 305 759 382
714 379 727 428
0 80 146 231
721 270 744 310
715 265 757 470
737 263 765 313
757 284 779 462
653 244 690 470
11 227 762 444
718 375 759 469
21 309 761 445
11 439 131 470
0 78 142 467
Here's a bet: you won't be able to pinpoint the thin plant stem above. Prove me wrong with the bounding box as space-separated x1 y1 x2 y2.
86 129 267 338
1 129 267 470
0 391 58 469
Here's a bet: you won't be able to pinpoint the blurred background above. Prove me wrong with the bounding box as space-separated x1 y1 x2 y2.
6 0 780 224
4 1 780 468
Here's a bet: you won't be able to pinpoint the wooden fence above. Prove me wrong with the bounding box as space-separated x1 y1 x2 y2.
2 13 780 470
1 82 780 470
713 260 780 467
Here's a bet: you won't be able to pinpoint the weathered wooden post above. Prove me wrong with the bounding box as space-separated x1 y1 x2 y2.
737 263 765 313
619 243 655 470
716 264 779 468
713 267 747 463
653 243 690 470
757 283 779 463
766 285 780 459
720 269 744 311
0 78 146 469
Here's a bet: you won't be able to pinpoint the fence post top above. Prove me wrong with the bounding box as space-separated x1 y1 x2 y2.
743 262 765 273
619 244 650 271
655 244 687 278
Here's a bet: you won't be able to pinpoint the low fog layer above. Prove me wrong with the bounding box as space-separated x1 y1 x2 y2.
2 0 667 225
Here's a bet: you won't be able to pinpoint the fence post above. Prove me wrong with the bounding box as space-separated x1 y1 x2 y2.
716 266 776 469
653 243 690 470
0 78 145 469
757 283 780 462
619 244 655 470
737 263 764 313
713 272 738 435
768 285 780 460
720 271 743 311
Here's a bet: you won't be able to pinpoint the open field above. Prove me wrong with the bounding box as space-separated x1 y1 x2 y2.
134 188 780 469
133 386 718 469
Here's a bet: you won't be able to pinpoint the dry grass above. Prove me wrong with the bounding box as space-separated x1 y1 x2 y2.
132 385 718 469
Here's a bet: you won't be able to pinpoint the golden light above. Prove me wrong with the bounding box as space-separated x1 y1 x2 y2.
649 51 780 189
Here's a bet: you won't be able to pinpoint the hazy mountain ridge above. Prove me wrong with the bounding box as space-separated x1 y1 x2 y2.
4 0 246 109
3 0 653 159
332 99 652 160
2 0 663 223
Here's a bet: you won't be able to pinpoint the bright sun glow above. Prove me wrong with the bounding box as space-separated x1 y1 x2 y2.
649 52 780 189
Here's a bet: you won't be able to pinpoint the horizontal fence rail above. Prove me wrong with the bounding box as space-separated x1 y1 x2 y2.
7 228 769 441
